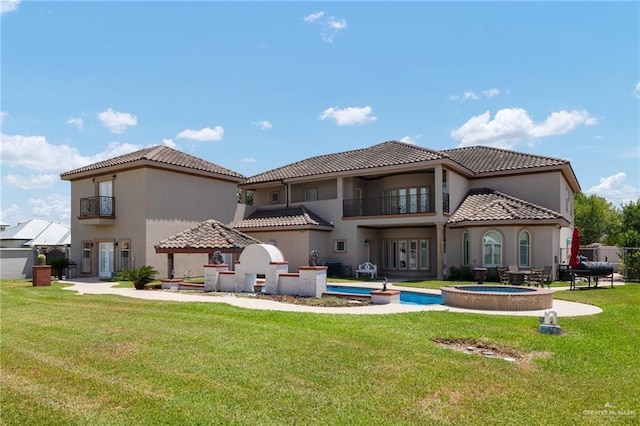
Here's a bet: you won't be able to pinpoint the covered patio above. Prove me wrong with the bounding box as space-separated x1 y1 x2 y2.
155 219 263 278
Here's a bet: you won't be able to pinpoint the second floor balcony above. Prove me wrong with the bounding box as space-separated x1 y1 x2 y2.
343 193 449 217
79 196 115 224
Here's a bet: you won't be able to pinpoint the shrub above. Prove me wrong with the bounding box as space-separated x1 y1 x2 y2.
48 257 77 280
115 266 159 290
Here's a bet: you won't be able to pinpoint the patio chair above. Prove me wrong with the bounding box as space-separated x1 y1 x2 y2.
540 265 553 289
528 268 544 287
497 267 510 285
508 265 519 272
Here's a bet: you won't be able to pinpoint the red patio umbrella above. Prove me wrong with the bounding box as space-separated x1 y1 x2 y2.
569 226 581 268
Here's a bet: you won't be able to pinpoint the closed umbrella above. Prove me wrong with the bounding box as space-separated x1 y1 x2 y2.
569 226 581 268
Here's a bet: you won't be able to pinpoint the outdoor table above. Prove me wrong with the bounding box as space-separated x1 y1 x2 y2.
508 271 528 285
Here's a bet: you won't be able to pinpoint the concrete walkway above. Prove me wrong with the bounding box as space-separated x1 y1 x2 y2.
59 278 610 317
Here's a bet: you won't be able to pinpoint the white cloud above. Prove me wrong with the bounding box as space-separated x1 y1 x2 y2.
28 193 71 221
450 88 501 101
587 173 639 206
303 11 324 23
0 204 22 226
176 126 224 142
97 108 138 134
450 108 596 148
483 88 501 98
67 117 83 130
241 157 257 163
399 134 422 144
304 11 346 43
319 106 376 126
252 120 272 130
1 0 20 15
162 138 177 148
634 82 640 99
0 133 142 173
3 174 58 190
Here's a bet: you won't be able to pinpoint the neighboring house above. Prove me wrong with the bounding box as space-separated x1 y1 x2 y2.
0 219 71 279
236 141 579 280
60 146 245 279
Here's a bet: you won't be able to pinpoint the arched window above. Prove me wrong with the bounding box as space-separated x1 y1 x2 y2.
519 231 531 268
482 231 502 267
462 232 469 266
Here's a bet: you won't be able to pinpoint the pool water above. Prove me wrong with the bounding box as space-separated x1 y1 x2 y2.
326 285 442 306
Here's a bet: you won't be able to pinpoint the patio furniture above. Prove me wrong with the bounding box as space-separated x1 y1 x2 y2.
356 262 377 279
528 268 544 287
497 267 510 285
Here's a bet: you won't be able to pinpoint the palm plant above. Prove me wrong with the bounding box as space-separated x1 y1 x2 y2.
115 266 159 290
49 257 77 280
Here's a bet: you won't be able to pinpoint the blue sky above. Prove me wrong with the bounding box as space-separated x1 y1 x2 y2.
1 1 639 227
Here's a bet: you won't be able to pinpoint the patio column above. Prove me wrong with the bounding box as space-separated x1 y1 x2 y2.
435 221 445 280
434 166 443 217
167 253 174 278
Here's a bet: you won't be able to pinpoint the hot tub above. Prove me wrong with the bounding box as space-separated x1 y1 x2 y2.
440 285 553 311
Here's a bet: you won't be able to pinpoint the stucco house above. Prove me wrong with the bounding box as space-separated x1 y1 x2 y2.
235 141 579 280
60 146 245 279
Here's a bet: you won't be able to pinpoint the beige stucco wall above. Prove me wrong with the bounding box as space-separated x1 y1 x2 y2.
68 167 240 279
470 171 567 214
290 179 337 202
445 225 561 279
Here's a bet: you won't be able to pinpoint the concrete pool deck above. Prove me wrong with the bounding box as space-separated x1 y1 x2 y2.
59 278 614 317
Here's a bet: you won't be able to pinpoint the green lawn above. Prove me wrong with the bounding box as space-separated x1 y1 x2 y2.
1 279 638 425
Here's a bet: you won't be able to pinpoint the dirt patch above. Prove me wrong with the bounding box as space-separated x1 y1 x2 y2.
433 337 550 369
254 293 372 307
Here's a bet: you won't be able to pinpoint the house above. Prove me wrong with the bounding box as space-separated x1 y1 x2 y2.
60 146 245 279
236 141 578 280
0 219 71 279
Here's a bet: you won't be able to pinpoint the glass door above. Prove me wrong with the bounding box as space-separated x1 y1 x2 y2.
99 242 114 278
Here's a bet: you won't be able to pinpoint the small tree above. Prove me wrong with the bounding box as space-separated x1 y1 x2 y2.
49 257 77 280
115 266 159 290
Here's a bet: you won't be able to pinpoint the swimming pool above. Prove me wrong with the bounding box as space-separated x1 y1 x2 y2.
325 285 442 306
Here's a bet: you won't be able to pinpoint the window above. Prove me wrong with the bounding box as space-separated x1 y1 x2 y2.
383 186 429 214
482 231 502 267
383 239 430 271
462 232 469 266
303 187 318 202
270 191 280 204
519 231 531 268
119 240 130 271
334 240 346 253
82 241 92 273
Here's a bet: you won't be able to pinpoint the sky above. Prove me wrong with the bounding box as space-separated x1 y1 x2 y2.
1 0 639 227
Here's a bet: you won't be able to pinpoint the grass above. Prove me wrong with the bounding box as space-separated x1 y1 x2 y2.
1 279 638 425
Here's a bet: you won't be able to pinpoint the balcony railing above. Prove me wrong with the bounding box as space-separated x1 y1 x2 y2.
80 196 115 218
343 193 449 217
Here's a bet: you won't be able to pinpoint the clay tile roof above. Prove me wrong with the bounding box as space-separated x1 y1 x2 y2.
448 188 564 225
441 146 568 174
234 205 334 230
243 140 445 185
155 219 262 252
60 145 245 180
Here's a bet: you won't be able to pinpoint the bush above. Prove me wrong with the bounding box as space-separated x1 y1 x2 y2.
115 266 159 290
48 257 77 280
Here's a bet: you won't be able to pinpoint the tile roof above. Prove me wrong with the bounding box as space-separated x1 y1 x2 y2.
447 188 565 225
155 219 262 252
440 146 568 174
61 146 245 180
233 205 334 230
243 141 445 184
0 219 71 246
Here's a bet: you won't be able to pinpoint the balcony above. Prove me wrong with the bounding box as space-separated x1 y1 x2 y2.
343 193 449 217
79 196 115 225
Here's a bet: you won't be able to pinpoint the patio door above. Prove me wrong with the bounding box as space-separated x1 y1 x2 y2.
99 180 113 216
99 242 114 278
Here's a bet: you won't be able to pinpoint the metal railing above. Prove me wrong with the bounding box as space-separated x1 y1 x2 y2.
80 196 115 217
344 194 443 217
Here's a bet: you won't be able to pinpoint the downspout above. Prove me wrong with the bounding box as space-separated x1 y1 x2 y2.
281 180 290 207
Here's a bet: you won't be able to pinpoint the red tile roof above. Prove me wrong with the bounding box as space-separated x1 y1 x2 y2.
61 146 245 180
242 141 572 185
448 188 566 225
155 219 262 252
234 205 333 230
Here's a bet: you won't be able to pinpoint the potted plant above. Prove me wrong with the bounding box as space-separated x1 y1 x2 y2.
49 257 77 280
115 266 159 290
